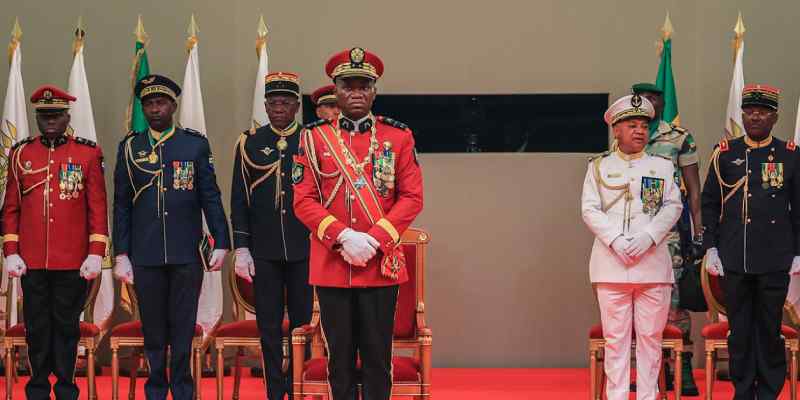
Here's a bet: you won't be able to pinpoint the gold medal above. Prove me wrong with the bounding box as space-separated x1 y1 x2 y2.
277 138 288 151
148 152 159 164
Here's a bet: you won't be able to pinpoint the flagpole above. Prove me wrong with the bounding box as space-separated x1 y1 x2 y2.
252 15 269 128
724 12 746 140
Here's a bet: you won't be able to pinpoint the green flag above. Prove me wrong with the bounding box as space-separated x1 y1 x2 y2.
655 16 679 125
126 16 150 133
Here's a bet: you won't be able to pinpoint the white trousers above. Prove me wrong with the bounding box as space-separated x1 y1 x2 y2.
596 283 671 400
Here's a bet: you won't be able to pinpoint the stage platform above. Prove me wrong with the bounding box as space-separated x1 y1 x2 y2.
3 368 791 399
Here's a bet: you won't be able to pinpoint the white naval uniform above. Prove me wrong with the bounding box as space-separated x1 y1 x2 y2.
581 150 683 400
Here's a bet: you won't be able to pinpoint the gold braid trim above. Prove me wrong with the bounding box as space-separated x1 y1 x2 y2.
303 129 343 209
592 157 633 232
13 142 48 196
124 137 161 207
236 133 282 210
710 146 746 223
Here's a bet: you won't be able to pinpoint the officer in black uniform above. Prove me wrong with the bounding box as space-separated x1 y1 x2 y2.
112 74 230 400
230 71 311 400
702 84 800 400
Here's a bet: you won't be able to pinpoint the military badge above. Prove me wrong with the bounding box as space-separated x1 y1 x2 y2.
373 141 396 197
173 161 195 190
59 163 84 200
640 176 665 216
350 47 365 66
291 161 304 184
761 162 784 189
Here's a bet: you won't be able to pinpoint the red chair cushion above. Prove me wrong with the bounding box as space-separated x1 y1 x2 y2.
110 321 202 338
702 321 798 340
215 318 290 338
589 323 683 339
303 356 421 382
7 322 100 338
216 320 259 338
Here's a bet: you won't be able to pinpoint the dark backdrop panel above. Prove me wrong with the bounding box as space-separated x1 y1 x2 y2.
302 94 609 153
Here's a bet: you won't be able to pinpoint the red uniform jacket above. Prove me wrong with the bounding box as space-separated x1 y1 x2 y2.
293 117 423 288
2 135 108 269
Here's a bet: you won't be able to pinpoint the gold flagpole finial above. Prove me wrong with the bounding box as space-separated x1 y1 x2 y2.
188 13 199 38
661 11 674 40
73 16 86 55
11 17 22 41
734 11 746 38
257 15 268 38
256 15 269 57
134 15 148 43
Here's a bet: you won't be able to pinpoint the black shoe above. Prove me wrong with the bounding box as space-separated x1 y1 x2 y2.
680 353 700 396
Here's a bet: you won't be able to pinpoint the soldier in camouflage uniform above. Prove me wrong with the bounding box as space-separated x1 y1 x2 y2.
633 83 702 396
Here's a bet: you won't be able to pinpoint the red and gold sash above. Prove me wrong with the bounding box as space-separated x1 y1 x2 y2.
314 124 405 280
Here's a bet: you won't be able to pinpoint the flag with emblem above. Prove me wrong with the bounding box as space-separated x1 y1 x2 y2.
119 15 151 315
655 13 679 125
724 12 746 140
178 15 222 346
67 17 115 335
251 15 269 128
1 18 29 329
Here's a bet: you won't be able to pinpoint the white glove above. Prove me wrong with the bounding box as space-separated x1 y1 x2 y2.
706 248 724 277
234 247 255 282
4 254 26 277
610 236 635 266
209 249 228 271
624 232 655 259
114 255 134 284
790 256 800 275
338 228 380 267
80 255 103 280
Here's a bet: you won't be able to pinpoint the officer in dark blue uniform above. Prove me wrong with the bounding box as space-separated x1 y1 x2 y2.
702 84 800 400
230 72 311 400
112 74 230 400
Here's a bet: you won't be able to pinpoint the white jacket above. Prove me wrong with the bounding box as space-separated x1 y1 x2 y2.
581 150 683 283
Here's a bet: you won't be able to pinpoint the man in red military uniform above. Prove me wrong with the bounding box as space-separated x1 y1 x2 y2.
293 47 424 400
2 85 108 400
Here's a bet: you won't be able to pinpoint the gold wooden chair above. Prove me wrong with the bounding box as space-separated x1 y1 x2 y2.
214 261 291 400
109 282 204 400
3 275 101 400
700 257 798 400
291 227 433 399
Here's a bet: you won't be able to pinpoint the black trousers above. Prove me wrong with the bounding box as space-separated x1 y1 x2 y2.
21 269 88 400
724 270 790 400
133 263 203 400
253 258 312 400
316 285 399 400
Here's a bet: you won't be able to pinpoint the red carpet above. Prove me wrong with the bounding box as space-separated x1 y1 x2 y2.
3 368 795 399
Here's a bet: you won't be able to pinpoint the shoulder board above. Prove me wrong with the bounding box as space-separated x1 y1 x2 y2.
788 140 797 151
718 139 729 152
11 137 34 150
670 125 688 134
182 128 206 139
377 116 410 131
74 137 97 147
653 154 672 161
304 119 330 129
123 130 140 139
588 151 610 162
244 127 256 136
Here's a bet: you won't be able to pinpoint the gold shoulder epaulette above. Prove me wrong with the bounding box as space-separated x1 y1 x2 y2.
588 151 610 162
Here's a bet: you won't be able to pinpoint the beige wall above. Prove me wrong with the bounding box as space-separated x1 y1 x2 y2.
2 0 800 367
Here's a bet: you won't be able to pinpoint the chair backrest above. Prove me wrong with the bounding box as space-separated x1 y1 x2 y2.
393 227 430 342
700 255 727 320
229 261 256 320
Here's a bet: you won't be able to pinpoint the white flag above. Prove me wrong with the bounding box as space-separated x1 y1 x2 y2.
251 15 269 128
793 96 800 144
67 23 115 334
1 19 29 328
178 15 222 343
724 13 745 140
